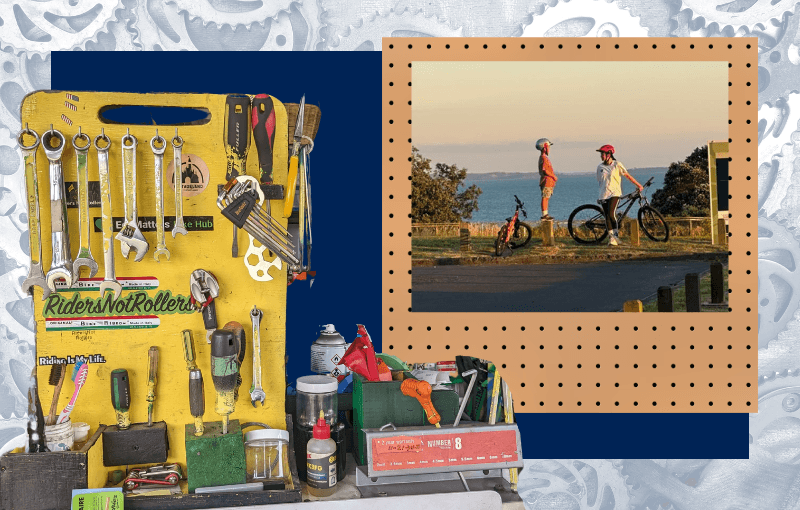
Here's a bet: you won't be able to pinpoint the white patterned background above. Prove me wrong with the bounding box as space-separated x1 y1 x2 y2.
0 0 797 508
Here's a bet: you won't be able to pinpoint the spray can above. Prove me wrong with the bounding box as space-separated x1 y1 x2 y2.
310 325 349 378
306 410 337 497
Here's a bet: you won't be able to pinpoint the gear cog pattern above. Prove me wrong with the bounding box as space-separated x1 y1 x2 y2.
0 0 793 505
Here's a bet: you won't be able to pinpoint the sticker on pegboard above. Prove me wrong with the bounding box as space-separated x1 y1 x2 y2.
42 289 194 331
65 181 100 208
45 315 160 331
54 277 159 292
93 216 215 233
166 153 211 197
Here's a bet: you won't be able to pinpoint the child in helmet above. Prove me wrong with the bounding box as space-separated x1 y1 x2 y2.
596 145 643 246
536 138 557 220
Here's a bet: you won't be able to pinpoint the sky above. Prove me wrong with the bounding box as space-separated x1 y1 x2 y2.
412 61 728 174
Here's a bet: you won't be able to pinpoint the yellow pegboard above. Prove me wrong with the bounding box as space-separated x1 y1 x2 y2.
22 91 290 479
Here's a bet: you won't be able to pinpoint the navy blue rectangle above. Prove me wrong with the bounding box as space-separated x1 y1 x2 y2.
52 50 745 460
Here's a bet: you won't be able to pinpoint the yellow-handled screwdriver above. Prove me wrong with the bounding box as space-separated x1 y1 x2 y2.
284 95 305 218
146 346 158 427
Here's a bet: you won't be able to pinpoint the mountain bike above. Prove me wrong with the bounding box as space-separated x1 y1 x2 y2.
567 177 669 244
495 195 533 256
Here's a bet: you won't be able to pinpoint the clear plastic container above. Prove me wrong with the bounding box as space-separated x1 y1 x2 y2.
244 429 290 484
296 375 338 428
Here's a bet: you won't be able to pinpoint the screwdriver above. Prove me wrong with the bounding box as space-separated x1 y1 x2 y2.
182 329 197 371
110 369 131 430
401 379 441 428
224 94 251 258
211 322 245 434
146 346 158 427
189 369 205 436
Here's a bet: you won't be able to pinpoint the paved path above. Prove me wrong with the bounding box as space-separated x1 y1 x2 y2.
411 260 714 312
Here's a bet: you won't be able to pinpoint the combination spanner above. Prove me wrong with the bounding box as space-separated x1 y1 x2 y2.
151 131 170 261
95 131 121 301
72 128 98 279
44 127 74 292
249 306 266 407
172 130 188 238
116 130 149 262
18 125 50 300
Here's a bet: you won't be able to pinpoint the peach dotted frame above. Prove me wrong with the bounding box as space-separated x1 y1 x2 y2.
383 37 758 413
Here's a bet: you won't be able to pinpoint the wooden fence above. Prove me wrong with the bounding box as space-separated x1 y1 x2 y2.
412 217 712 238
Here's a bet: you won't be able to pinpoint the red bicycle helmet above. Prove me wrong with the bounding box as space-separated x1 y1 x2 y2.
596 144 615 154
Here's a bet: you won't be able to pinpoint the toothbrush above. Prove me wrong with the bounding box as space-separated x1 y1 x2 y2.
57 362 88 424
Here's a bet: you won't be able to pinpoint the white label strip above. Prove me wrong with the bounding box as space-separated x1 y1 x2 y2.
54 277 159 291
45 315 160 331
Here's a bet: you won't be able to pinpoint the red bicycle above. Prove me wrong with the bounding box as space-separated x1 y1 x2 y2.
495 195 533 256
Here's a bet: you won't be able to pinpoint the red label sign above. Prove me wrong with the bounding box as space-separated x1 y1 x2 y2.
371 430 518 472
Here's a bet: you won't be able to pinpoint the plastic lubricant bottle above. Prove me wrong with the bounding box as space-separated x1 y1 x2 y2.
306 410 337 497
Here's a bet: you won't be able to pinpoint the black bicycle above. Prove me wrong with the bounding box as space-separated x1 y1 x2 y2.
567 177 669 244
494 195 533 256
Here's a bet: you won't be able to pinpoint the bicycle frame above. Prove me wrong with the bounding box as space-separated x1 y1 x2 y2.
503 208 521 243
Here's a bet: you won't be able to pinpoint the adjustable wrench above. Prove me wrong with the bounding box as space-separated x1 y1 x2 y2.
151 131 170 261
71 128 98 279
17 126 50 300
172 130 188 238
249 306 265 407
43 127 74 292
95 131 121 301
189 269 219 343
116 130 149 261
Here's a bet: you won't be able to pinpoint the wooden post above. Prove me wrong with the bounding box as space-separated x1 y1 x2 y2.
685 273 701 312
710 262 724 304
624 300 642 312
717 218 728 245
657 286 673 312
459 228 471 252
629 219 640 246
541 219 555 247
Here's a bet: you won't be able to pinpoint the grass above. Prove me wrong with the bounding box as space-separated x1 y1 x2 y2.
412 233 728 265
640 265 729 312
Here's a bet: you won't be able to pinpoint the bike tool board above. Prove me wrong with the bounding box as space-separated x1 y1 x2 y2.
21 91 291 476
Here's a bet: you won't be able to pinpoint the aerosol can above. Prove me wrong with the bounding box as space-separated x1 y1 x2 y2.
310 325 349 378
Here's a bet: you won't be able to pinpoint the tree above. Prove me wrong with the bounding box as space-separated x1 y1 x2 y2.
411 147 482 223
650 146 710 217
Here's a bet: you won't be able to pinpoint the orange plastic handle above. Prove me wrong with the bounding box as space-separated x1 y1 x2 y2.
401 379 441 425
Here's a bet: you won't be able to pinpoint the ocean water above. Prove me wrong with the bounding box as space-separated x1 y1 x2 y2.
463 168 668 223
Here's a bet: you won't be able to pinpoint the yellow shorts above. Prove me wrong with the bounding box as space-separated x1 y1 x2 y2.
541 186 554 199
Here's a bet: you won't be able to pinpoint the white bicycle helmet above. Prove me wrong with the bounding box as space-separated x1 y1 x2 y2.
535 138 553 151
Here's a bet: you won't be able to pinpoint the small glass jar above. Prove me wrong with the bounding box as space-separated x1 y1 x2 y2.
244 429 290 484
296 375 338 428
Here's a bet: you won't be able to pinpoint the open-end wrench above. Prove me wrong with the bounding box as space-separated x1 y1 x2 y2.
43 127 74 292
95 131 121 301
172 130 188 238
249 306 265 407
151 131 169 262
71 128 98 279
116 130 149 261
18 126 50 300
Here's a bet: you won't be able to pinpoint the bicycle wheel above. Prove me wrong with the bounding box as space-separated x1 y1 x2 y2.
638 206 670 242
495 225 509 256
568 204 608 244
509 222 532 249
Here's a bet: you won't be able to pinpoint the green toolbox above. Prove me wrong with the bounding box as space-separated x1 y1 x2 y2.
353 374 459 465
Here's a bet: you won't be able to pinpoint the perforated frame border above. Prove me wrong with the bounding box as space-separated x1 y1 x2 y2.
383 37 758 413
